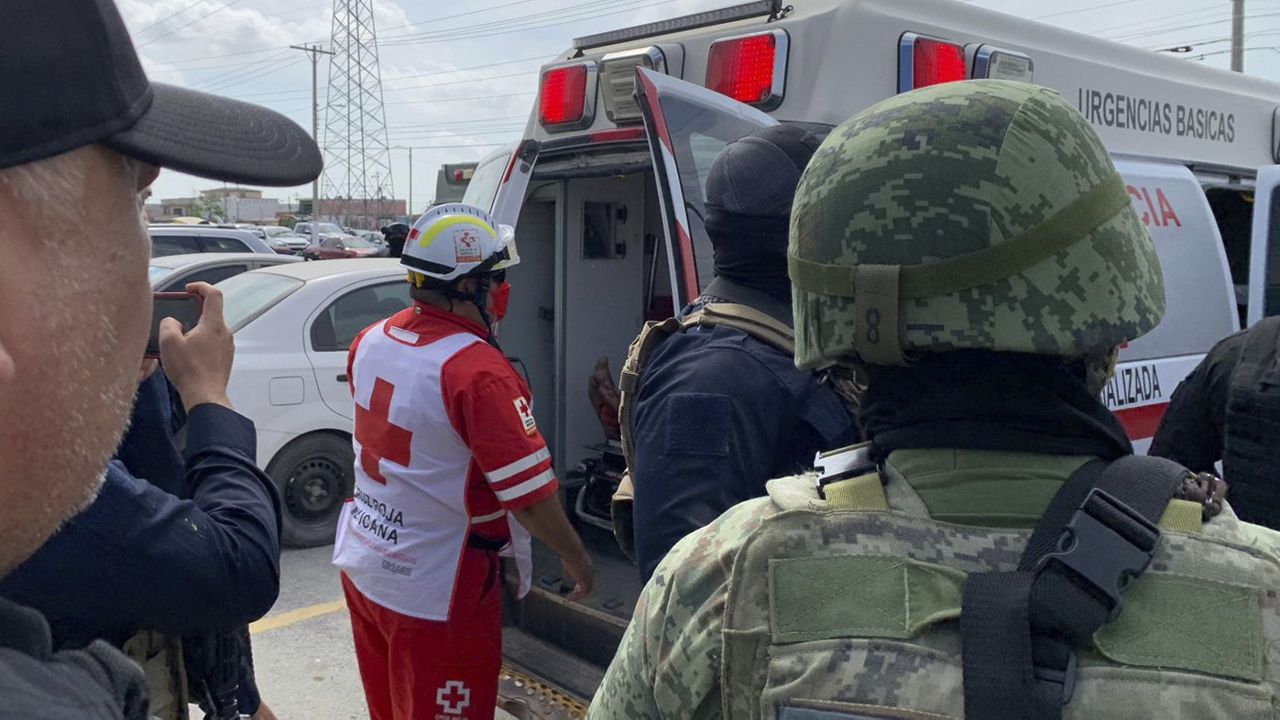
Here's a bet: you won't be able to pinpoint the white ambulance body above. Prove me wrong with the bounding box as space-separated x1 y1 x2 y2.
466 0 1280 469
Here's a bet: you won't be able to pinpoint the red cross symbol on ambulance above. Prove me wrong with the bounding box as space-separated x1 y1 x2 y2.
436 680 471 716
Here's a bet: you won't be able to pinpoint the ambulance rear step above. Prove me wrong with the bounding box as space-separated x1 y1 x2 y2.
500 629 597 719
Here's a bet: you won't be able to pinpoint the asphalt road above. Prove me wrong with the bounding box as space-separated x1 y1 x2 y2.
248 546 518 720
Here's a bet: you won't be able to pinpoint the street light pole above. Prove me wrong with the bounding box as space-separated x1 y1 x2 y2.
1232 0 1245 72
290 43 334 215
408 146 413 218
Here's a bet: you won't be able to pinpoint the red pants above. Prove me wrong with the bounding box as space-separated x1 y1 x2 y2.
341 547 502 720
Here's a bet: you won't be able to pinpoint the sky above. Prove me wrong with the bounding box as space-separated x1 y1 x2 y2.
117 0 1280 212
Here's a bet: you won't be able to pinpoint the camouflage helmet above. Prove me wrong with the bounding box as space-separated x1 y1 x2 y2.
788 80 1165 369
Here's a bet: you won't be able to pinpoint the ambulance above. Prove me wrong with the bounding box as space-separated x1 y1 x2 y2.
468 0 1280 707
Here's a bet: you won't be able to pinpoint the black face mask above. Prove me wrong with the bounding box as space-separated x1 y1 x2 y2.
860 350 1133 463
703 211 792 301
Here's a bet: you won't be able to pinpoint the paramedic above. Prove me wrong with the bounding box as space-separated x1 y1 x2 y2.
627 125 857 580
1151 316 1280 529
332 203 593 720
589 80 1280 720
0 1 320 717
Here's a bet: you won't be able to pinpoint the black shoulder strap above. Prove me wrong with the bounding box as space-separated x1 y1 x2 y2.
961 455 1190 720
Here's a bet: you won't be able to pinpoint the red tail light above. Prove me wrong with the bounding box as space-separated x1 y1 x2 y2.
539 63 596 129
706 30 788 109
899 33 967 93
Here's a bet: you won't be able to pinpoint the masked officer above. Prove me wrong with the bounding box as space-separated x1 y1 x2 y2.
588 81 1280 720
332 204 593 720
1150 315 1280 529
380 222 410 258
618 125 857 580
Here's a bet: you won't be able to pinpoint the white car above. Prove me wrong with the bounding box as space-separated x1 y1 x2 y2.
218 259 411 547
149 252 301 292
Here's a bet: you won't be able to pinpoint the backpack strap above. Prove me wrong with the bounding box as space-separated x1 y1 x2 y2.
961 455 1191 720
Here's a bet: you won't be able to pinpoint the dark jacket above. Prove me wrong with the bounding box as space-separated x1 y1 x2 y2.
1151 317 1280 529
0 373 282 648
630 279 857 580
0 598 148 719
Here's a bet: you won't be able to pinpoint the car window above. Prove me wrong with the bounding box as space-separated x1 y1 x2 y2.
321 237 338 249
464 151 508 213
344 236 375 249
201 235 251 253
150 234 201 257
165 264 248 292
310 283 410 352
148 265 172 285
218 272 305 332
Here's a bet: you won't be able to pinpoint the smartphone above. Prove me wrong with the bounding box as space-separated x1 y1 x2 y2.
147 292 203 358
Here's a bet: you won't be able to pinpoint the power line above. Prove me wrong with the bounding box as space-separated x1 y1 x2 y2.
133 0 211 36
1032 0 1145 21
138 0 250 48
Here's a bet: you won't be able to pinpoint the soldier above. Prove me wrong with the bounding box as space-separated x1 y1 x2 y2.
1150 316 1280 529
588 80 1280 719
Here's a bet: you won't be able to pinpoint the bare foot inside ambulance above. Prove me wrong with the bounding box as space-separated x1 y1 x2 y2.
513 494 594 600
159 282 234 412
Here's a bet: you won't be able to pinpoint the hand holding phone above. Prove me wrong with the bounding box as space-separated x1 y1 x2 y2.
146 293 203 358
158 282 235 412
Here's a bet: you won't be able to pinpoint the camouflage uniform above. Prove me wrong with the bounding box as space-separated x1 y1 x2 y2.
587 81 1280 719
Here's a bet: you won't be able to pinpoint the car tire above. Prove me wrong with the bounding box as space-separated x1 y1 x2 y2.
267 432 354 548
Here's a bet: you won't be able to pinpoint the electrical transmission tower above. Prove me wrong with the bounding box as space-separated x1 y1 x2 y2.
319 0 394 228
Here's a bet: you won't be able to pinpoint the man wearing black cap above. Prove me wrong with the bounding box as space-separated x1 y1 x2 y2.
0 2 321 718
380 222 411 258
625 125 857 581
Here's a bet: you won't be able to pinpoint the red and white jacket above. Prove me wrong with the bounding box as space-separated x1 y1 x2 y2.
332 302 557 621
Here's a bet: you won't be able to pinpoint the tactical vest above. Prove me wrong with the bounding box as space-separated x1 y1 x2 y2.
1223 316 1280 529
719 446 1280 720
611 303 796 558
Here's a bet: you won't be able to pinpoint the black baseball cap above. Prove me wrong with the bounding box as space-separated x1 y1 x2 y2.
2 0 323 186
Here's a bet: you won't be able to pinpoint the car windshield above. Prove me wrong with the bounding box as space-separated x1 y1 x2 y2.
148 265 172 285
318 223 345 234
218 272 305 332
343 236 375 249
263 227 292 237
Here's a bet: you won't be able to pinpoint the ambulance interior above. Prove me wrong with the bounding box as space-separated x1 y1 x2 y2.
1205 184 1258 326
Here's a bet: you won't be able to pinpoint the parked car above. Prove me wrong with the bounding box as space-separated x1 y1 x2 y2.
148 252 302 292
301 234 384 260
148 225 276 257
217 259 410 547
292 221 349 240
261 226 309 255
356 229 385 247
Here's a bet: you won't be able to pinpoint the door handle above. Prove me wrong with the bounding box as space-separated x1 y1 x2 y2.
337 374 349 383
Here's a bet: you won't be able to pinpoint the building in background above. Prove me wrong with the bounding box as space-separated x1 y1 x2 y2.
150 188 285 224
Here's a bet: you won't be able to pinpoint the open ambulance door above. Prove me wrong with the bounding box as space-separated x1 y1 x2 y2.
1247 165 1280 326
634 66 777 308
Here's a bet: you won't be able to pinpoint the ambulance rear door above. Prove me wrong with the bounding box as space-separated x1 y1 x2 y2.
634 66 778 308
464 140 538 228
1111 159 1239 451
1247 166 1280 325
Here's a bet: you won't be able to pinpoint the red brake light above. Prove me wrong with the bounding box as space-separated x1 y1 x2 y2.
453 169 465 181
706 31 788 108
539 65 589 126
911 37 966 90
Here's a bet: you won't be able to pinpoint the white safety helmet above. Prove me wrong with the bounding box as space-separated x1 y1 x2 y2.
401 203 519 284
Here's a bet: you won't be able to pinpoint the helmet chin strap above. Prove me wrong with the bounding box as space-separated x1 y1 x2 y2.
443 272 498 345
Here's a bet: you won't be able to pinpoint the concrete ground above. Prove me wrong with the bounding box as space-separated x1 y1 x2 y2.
248 546 517 720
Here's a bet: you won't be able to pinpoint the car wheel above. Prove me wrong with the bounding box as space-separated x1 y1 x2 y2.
267 432 354 548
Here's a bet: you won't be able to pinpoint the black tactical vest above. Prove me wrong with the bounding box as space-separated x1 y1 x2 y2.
1223 316 1280 529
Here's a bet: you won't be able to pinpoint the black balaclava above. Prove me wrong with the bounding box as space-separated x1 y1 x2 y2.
381 222 410 258
703 124 821 303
